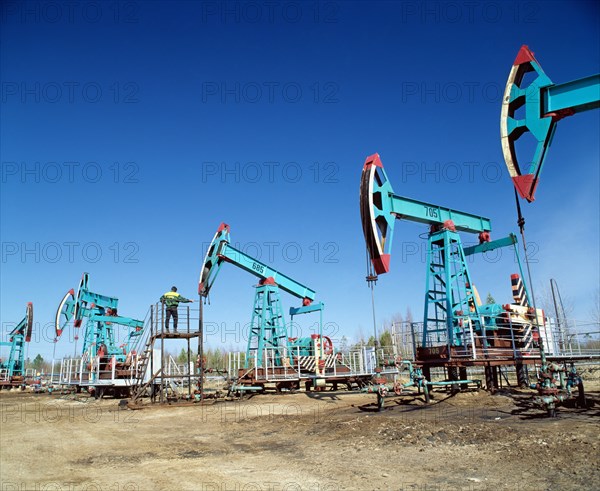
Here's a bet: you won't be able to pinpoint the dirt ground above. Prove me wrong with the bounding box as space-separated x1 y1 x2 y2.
1 379 599 491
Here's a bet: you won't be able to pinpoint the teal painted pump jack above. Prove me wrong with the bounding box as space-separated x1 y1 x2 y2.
360 153 532 353
199 223 326 368
55 273 144 362
0 303 33 380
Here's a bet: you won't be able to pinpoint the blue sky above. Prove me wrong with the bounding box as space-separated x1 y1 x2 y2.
1 0 599 361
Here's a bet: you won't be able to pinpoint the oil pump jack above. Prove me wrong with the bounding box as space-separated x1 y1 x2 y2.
55 273 144 396
199 223 369 391
360 153 546 392
0 303 33 388
500 45 596 415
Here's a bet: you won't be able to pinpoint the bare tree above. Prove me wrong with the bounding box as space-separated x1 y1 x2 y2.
590 288 600 325
389 312 404 350
339 335 349 354
535 281 574 319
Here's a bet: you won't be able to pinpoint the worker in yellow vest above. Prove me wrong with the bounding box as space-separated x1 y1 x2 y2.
160 286 193 332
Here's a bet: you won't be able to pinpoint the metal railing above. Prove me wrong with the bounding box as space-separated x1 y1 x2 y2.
50 302 203 397
390 316 600 361
58 351 196 388
227 345 389 382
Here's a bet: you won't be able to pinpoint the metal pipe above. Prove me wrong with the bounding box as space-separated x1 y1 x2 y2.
410 322 417 361
148 306 155 397
198 296 204 401
370 281 378 349
187 305 191 399
160 303 165 404
508 315 517 359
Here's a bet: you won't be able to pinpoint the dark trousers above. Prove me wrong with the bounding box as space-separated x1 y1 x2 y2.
165 307 178 330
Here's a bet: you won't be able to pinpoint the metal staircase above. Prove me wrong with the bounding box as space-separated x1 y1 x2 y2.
128 333 156 403
127 303 201 404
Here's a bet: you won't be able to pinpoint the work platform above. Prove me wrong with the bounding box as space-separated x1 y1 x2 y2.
136 302 202 403
152 332 199 340
227 345 394 393
387 318 600 392
0 370 34 390
58 302 202 400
